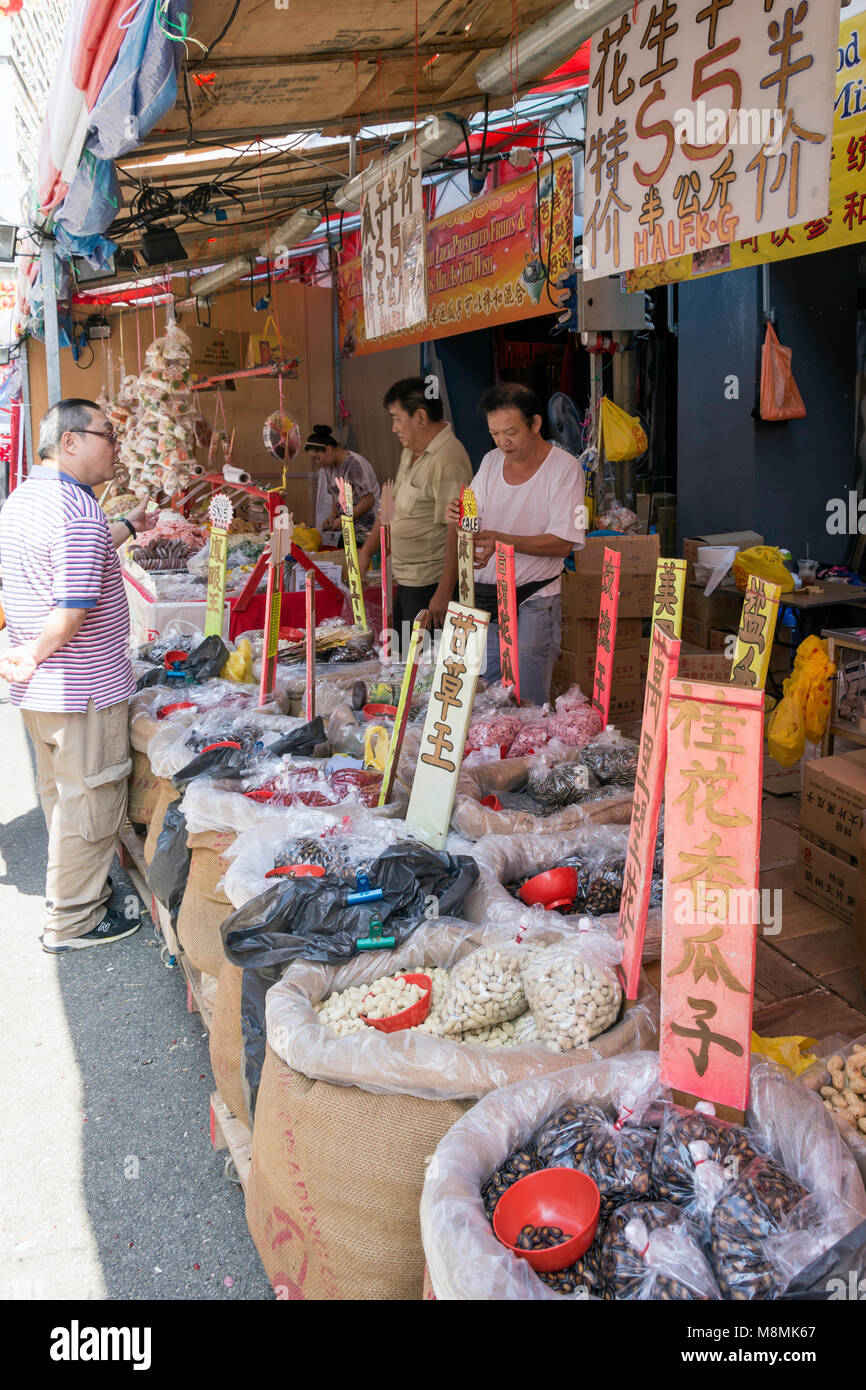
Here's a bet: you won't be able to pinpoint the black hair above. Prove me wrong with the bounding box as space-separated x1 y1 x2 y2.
38 398 102 458
382 377 444 423
305 424 339 450
479 382 544 427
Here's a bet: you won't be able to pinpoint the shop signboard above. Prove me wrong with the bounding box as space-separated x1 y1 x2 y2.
625 3 866 288
495 542 520 699
592 547 622 725
457 485 478 608
660 680 764 1119
584 0 841 282
651 558 687 644
360 145 427 341
204 494 233 639
405 602 489 848
336 476 367 630
618 626 681 1002
338 157 574 355
259 513 291 705
730 577 781 691
379 611 428 807
301 571 316 719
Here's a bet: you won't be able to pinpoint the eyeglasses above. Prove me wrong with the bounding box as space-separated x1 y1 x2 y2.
71 427 117 446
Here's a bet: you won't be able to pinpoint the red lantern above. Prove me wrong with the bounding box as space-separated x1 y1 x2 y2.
0 1 24 15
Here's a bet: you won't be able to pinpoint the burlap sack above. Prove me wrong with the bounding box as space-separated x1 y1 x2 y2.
143 777 181 865
209 962 250 1127
244 919 658 1300
128 750 160 828
177 829 237 979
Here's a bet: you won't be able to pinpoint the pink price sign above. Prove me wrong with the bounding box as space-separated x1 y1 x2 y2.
592 548 621 726
617 627 681 1002
495 542 520 702
305 571 316 721
660 679 765 1119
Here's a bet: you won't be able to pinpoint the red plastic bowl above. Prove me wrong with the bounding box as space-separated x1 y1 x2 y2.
519 867 579 912
157 701 197 719
481 794 503 811
265 863 326 879
200 740 243 753
280 626 305 643
493 1169 601 1272
163 649 189 668
361 973 432 1033
363 703 398 721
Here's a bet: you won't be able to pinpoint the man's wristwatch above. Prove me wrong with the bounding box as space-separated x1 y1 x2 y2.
119 517 137 540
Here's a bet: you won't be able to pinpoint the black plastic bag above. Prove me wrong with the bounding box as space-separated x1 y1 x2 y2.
221 843 479 1119
172 742 253 789
146 801 191 911
172 716 327 789
136 635 230 691
266 716 325 758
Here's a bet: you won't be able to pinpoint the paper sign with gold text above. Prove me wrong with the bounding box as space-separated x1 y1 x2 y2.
730 577 781 691
405 602 489 849
660 680 765 1116
204 494 233 639
651 559 687 645
360 145 427 341
584 0 840 281
625 5 866 291
379 611 428 807
496 543 520 700
617 627 681 1002
593 548 622 725
339 157 574 355
259 516 291 705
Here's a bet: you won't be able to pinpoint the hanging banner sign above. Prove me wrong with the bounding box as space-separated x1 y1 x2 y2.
204 494 233 639
730 576 781 691
259 514 292 705
651 558 687 644
626 4 866 289
405 602 489 849
360 145 427 340
379 481 395 662
339 156 574 355
495 542 520 699
336 476 368 631
378 610 428 807
584 0 841 282
305 570 316 721
457 485 478 609
592 547 622 725
660 679 765 1119
618 627 681 1002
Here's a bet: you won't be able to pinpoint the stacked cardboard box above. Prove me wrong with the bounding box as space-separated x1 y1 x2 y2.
682 530 763 584
553 536 659 716
795 749 866 925
682 582 745 649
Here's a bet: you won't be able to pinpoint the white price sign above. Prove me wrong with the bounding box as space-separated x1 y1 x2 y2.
360 146 428 339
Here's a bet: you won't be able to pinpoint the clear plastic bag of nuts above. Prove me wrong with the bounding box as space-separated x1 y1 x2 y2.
438 941 530 1035
523 933 623 1053
605 1211 720 1301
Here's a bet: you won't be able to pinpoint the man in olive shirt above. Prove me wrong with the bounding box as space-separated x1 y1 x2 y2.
359 377 471 646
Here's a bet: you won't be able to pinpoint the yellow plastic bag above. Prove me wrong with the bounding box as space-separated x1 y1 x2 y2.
600 397 647 462
220 637 255 684
732 545 795 592
292 525 321 552
751 1033 818 1077
766 635 836 764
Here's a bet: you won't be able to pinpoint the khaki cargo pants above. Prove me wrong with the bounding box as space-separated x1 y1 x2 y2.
21 699 131 946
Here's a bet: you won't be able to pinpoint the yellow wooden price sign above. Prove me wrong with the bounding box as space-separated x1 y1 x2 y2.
204 493 233 638
378 610 427 806
259 513 292 704
730 577 781 692
457 484 478 608
336 476 367 630
650 558 687 645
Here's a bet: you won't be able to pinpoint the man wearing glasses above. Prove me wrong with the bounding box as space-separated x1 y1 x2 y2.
0 398 153 953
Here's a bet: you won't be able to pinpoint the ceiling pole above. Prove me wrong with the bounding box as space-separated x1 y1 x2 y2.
41 238 63 407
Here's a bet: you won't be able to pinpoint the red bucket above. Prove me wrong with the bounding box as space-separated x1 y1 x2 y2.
360 973 432 1033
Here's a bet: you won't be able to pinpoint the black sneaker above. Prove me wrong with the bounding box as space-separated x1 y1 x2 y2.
41 911 141 954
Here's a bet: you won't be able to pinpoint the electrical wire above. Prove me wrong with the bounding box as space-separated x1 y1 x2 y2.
200 0 241 59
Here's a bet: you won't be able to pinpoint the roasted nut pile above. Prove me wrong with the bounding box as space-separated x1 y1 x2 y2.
709 1157 809 1301
315 968 449 1036
524 952 621 1052
652 1107 763 1204
819 1045 866 1133
359 975 427 1021
439 945 527 1035
516 1224 572 1251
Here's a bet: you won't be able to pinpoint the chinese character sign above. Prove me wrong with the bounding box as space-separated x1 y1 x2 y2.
204 494 233 639
585 0 841 281
380 481 395 662
651 558 687 644
360 146 427 340
337 477 368 631
405 602 490 848
496 543 520 700
618 627 682 1001
730 576 781 691
259 519 291 705
458 485 478 608
660 679 765 1115
305 571 316 722
593 548 622 725
379 611 428 807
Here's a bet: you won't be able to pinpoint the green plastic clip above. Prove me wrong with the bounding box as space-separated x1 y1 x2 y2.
356 914 396 951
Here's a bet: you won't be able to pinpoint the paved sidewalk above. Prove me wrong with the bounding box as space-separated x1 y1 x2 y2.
0 670 272 1301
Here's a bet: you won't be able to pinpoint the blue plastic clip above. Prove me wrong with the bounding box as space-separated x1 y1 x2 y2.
346 870 384 907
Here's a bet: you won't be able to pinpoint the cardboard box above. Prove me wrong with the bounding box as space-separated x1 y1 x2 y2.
684 582 745 628
800 827 856 868
576 535 660 569
682 531 763 581
184 327 243 380
709 627 735 653
677 643 734 682
683 616 712 648
795 836 858 926
563 571 657 620
560 617 644 651
799 749 866 861
855 823 866 988
608 683 646 720
555 645 644 692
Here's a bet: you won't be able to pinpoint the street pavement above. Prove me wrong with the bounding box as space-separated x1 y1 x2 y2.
0 657 273 1301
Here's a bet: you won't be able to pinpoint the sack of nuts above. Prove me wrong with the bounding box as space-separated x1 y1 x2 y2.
523 934 623 1052
652 1104 765 1206
708 1155 813 1300
602 1208 720 1301
438 942 529 1036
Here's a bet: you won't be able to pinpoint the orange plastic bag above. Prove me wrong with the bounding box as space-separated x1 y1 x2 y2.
760 323 806 421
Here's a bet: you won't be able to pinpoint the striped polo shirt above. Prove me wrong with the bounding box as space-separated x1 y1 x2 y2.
0 468 135 712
